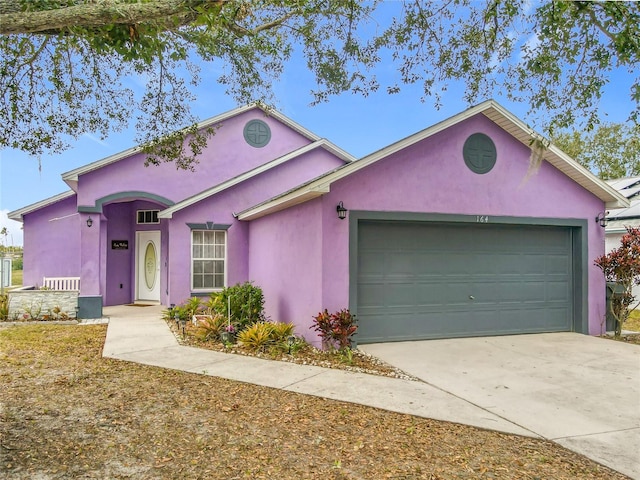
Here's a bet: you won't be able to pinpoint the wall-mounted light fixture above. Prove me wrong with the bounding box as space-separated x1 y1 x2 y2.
595 211 609 228
86 216 93 228
336 201 347 220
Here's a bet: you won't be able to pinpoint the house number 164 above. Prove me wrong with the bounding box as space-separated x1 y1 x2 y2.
476 215 489 223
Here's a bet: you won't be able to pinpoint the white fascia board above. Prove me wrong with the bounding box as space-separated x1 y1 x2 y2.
545 144 629 209
314 139 355 163
267 109 320 142
159 140 327 219
237 186 330 221
62 145 143 187
8 190 76 222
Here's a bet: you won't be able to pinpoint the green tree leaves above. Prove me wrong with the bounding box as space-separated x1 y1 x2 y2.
1 1 638 169
553 123 640 179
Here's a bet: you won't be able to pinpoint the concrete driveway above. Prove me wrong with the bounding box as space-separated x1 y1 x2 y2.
360 333 640 479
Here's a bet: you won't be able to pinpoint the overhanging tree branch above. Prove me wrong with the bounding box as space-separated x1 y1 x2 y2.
0 0 227 35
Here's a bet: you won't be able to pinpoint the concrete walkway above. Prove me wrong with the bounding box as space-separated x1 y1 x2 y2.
102 305 639 479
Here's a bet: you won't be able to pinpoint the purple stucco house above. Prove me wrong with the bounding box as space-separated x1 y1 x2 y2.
9 101 628 344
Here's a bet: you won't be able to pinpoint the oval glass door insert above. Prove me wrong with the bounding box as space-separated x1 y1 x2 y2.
144 241 157 290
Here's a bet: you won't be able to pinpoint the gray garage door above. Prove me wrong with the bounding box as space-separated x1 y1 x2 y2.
356 221 573 343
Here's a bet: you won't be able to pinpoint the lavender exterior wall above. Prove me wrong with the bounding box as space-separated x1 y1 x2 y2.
248 200 324 342
103 202 133 305
75 109 312 210
22 195 80 287
249 114 607 340
20 107 344 309
168 148 344 305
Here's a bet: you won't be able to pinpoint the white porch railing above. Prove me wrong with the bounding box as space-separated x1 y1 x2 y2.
42 277 80 291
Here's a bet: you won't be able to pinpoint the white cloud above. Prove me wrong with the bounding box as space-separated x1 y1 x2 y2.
0 210 23 247
82 133 109 147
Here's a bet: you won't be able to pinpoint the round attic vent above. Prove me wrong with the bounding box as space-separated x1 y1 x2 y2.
243 119 271 148
463 133 497 174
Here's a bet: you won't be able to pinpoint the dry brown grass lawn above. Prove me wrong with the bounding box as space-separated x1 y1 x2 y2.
625 310 640 332
0 324 631 480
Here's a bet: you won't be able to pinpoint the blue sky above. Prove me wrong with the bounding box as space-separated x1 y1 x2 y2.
0 8 635 246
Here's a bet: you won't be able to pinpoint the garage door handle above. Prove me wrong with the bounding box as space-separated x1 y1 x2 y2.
469 295 475 300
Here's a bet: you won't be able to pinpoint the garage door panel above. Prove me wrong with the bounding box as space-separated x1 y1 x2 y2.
357 222 574 343
516 255 547 274
546 256 570 274
547 281 571 302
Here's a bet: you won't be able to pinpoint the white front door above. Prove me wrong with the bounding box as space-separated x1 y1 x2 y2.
136 231 161 302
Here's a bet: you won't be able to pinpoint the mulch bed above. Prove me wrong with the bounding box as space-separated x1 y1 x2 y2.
602 333 640 345
166 318 418 380
0 324 630 479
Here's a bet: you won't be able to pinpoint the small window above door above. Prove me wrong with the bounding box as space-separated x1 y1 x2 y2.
137 210 160 224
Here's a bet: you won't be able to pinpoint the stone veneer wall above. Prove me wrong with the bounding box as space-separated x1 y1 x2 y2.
8 290 78 320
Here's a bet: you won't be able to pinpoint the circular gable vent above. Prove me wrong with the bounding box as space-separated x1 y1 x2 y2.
463 133 497 174
243 119 271 148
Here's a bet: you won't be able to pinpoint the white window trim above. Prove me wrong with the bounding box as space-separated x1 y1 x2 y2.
190 229 227 292
137 209 160 224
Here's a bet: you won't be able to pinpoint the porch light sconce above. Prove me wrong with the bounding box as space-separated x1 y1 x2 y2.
595 211 609 228
86 216 93 228
336 201 347 220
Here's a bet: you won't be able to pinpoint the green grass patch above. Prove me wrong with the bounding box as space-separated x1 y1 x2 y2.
11 269 22 286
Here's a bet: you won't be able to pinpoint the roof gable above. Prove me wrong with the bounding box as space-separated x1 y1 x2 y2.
8 190 76 222
60 104 334 190
238 100 629 221
159 139 353 219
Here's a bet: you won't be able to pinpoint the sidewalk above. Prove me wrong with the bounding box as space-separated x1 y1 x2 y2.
102 305 533 437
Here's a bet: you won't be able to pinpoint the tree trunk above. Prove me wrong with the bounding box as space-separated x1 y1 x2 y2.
0 0 226 35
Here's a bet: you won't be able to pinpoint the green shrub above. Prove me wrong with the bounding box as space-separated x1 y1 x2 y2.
166 305 189 322
210 282 265 330
184 297 203 318
237 321 275 352
269 321 295 342
284 336 307 355
311 309 358 350
194 313 227 341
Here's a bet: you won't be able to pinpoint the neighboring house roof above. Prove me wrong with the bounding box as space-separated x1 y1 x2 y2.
605 176 640 232
606 176 640 194
8 190 76 222
159 139 353 219
60 104 345 191
238 100 629 221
